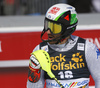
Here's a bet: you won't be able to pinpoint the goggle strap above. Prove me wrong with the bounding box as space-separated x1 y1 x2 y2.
41 29 46 42
67 21 78 30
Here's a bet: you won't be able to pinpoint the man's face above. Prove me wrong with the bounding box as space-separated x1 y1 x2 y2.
46 30 61 44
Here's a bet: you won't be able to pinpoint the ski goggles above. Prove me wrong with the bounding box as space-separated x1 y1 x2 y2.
44 19 62 34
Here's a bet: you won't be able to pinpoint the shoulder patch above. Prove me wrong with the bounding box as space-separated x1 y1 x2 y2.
77 43 84 51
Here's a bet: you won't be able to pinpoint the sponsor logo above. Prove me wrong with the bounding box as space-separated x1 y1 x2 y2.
96 49 100 59
77 80 88 86
48 15 51 19
64 15 69 21
48 7 60 15
50 53 85 71
46 80 89 88
77 43 84 51
67 7 72 9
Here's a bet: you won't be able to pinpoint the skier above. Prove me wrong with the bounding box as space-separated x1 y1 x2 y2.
27 3 100 88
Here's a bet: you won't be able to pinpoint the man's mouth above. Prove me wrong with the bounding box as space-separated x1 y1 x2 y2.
48 34 54 40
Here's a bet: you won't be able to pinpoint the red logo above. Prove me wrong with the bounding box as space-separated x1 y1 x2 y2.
48 7 60 15
64 15 69 21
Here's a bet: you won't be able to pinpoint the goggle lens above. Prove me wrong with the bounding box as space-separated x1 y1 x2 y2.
45 20 62 34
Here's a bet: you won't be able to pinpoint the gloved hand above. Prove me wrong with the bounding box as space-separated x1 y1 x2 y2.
28 54 41 83
29 54 41 69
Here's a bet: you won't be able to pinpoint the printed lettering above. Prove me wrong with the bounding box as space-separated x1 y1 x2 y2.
55 56 59 62
0 41 2 52
69 61 76 69
94 38 100 49
79 62 85 68
46 80 89 87
58 71 73 79
50 53 85 71
48 7 60 15
51 57 55 62
86 37 100 49
86 38 93 43
64 71 73 78
65 64 70 70
51 62 85 71
58 71 64 79
60 54 66 62
50 54 66 62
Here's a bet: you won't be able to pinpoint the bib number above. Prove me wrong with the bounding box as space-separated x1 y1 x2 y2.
58 71 73 79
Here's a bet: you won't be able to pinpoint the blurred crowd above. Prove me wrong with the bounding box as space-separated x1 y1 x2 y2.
0 0 100 15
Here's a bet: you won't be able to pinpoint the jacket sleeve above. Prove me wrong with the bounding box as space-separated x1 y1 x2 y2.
27 45 45 88
27 70 45 88
85 40 100 88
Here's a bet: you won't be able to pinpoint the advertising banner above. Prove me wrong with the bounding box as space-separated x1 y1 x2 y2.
0 25 100 88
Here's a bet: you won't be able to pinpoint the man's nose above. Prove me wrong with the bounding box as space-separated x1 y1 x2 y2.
46 29 51 34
